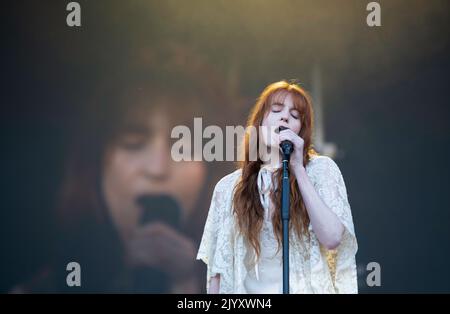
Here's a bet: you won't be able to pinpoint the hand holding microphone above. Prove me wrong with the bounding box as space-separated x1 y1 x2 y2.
279 126 294 158
278 126 305 169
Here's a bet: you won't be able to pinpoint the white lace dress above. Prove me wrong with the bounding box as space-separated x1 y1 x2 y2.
197 155 358 294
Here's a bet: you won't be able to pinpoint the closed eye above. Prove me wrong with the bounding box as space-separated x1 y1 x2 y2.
291 110 300 119
271 103 283 112
118 133 147 151
116 125 152 151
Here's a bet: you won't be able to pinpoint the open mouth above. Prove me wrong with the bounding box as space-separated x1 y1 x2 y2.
136 194 182 228
275 126 289 134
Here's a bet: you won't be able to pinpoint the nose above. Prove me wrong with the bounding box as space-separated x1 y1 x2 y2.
143 133 171 181
279 107 290 124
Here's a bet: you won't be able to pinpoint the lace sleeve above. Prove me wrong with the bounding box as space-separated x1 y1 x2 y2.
313 156 358 293
196 173 237 293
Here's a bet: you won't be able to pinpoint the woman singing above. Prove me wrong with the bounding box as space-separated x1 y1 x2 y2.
197 80 358 293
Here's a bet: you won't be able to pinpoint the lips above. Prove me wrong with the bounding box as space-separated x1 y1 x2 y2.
275 125 289 134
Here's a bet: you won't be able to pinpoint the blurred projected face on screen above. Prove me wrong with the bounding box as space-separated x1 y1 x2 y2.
260 91 302 149
101 104 206 240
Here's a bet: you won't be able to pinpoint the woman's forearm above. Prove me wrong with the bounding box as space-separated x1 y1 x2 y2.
294 166 344 249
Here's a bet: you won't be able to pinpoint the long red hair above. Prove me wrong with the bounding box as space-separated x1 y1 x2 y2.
233 80 318 259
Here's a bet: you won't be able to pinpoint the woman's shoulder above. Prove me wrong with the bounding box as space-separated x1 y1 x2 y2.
307 154 338 169
213 168 242 194
306 154 342 178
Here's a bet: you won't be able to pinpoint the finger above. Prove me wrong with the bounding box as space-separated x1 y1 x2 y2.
283 129 301 139
279 133 295 142
138 222 191 248
280 132 303 143
137 222 180 239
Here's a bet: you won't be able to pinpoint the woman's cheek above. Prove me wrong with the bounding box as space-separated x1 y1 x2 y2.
102 153 140 240
169 161 206 215
293 120 302 134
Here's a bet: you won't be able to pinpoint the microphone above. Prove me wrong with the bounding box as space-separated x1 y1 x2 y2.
278 126 293 158
278 126 292 293
134 194 182 293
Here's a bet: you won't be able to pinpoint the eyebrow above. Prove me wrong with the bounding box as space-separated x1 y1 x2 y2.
120 124 150 135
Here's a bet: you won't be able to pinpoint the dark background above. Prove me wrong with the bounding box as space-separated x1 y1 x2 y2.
1 0 449 292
